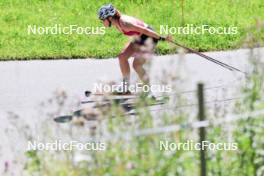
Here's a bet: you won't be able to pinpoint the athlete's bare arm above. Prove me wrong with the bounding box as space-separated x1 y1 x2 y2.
120 20 160 39
120 19 173 42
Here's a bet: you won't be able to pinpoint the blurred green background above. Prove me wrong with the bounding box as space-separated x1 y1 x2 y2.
0 0 263 60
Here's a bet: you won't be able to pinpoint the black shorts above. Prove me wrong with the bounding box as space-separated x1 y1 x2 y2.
133 26 159 46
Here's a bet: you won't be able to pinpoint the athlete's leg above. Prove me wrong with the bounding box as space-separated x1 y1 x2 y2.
118 42 136 82
133 57 157 98
132 57 149 84
132 35 157 84
132 34 157 97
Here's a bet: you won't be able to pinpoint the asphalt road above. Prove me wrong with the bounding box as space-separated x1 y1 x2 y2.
1 48 260 114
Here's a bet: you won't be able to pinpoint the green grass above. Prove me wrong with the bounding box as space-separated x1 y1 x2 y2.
0 0 263 60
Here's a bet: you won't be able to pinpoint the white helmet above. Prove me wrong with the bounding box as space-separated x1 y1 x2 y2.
98 4 116 20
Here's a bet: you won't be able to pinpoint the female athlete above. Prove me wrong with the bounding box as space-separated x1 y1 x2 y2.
98 4 172 94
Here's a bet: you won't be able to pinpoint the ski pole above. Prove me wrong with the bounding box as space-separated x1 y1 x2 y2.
169 40 247 75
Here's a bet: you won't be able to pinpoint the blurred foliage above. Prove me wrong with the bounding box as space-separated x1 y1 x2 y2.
24 64 264 175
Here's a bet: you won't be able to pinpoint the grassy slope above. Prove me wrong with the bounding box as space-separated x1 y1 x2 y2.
0 0 263 60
